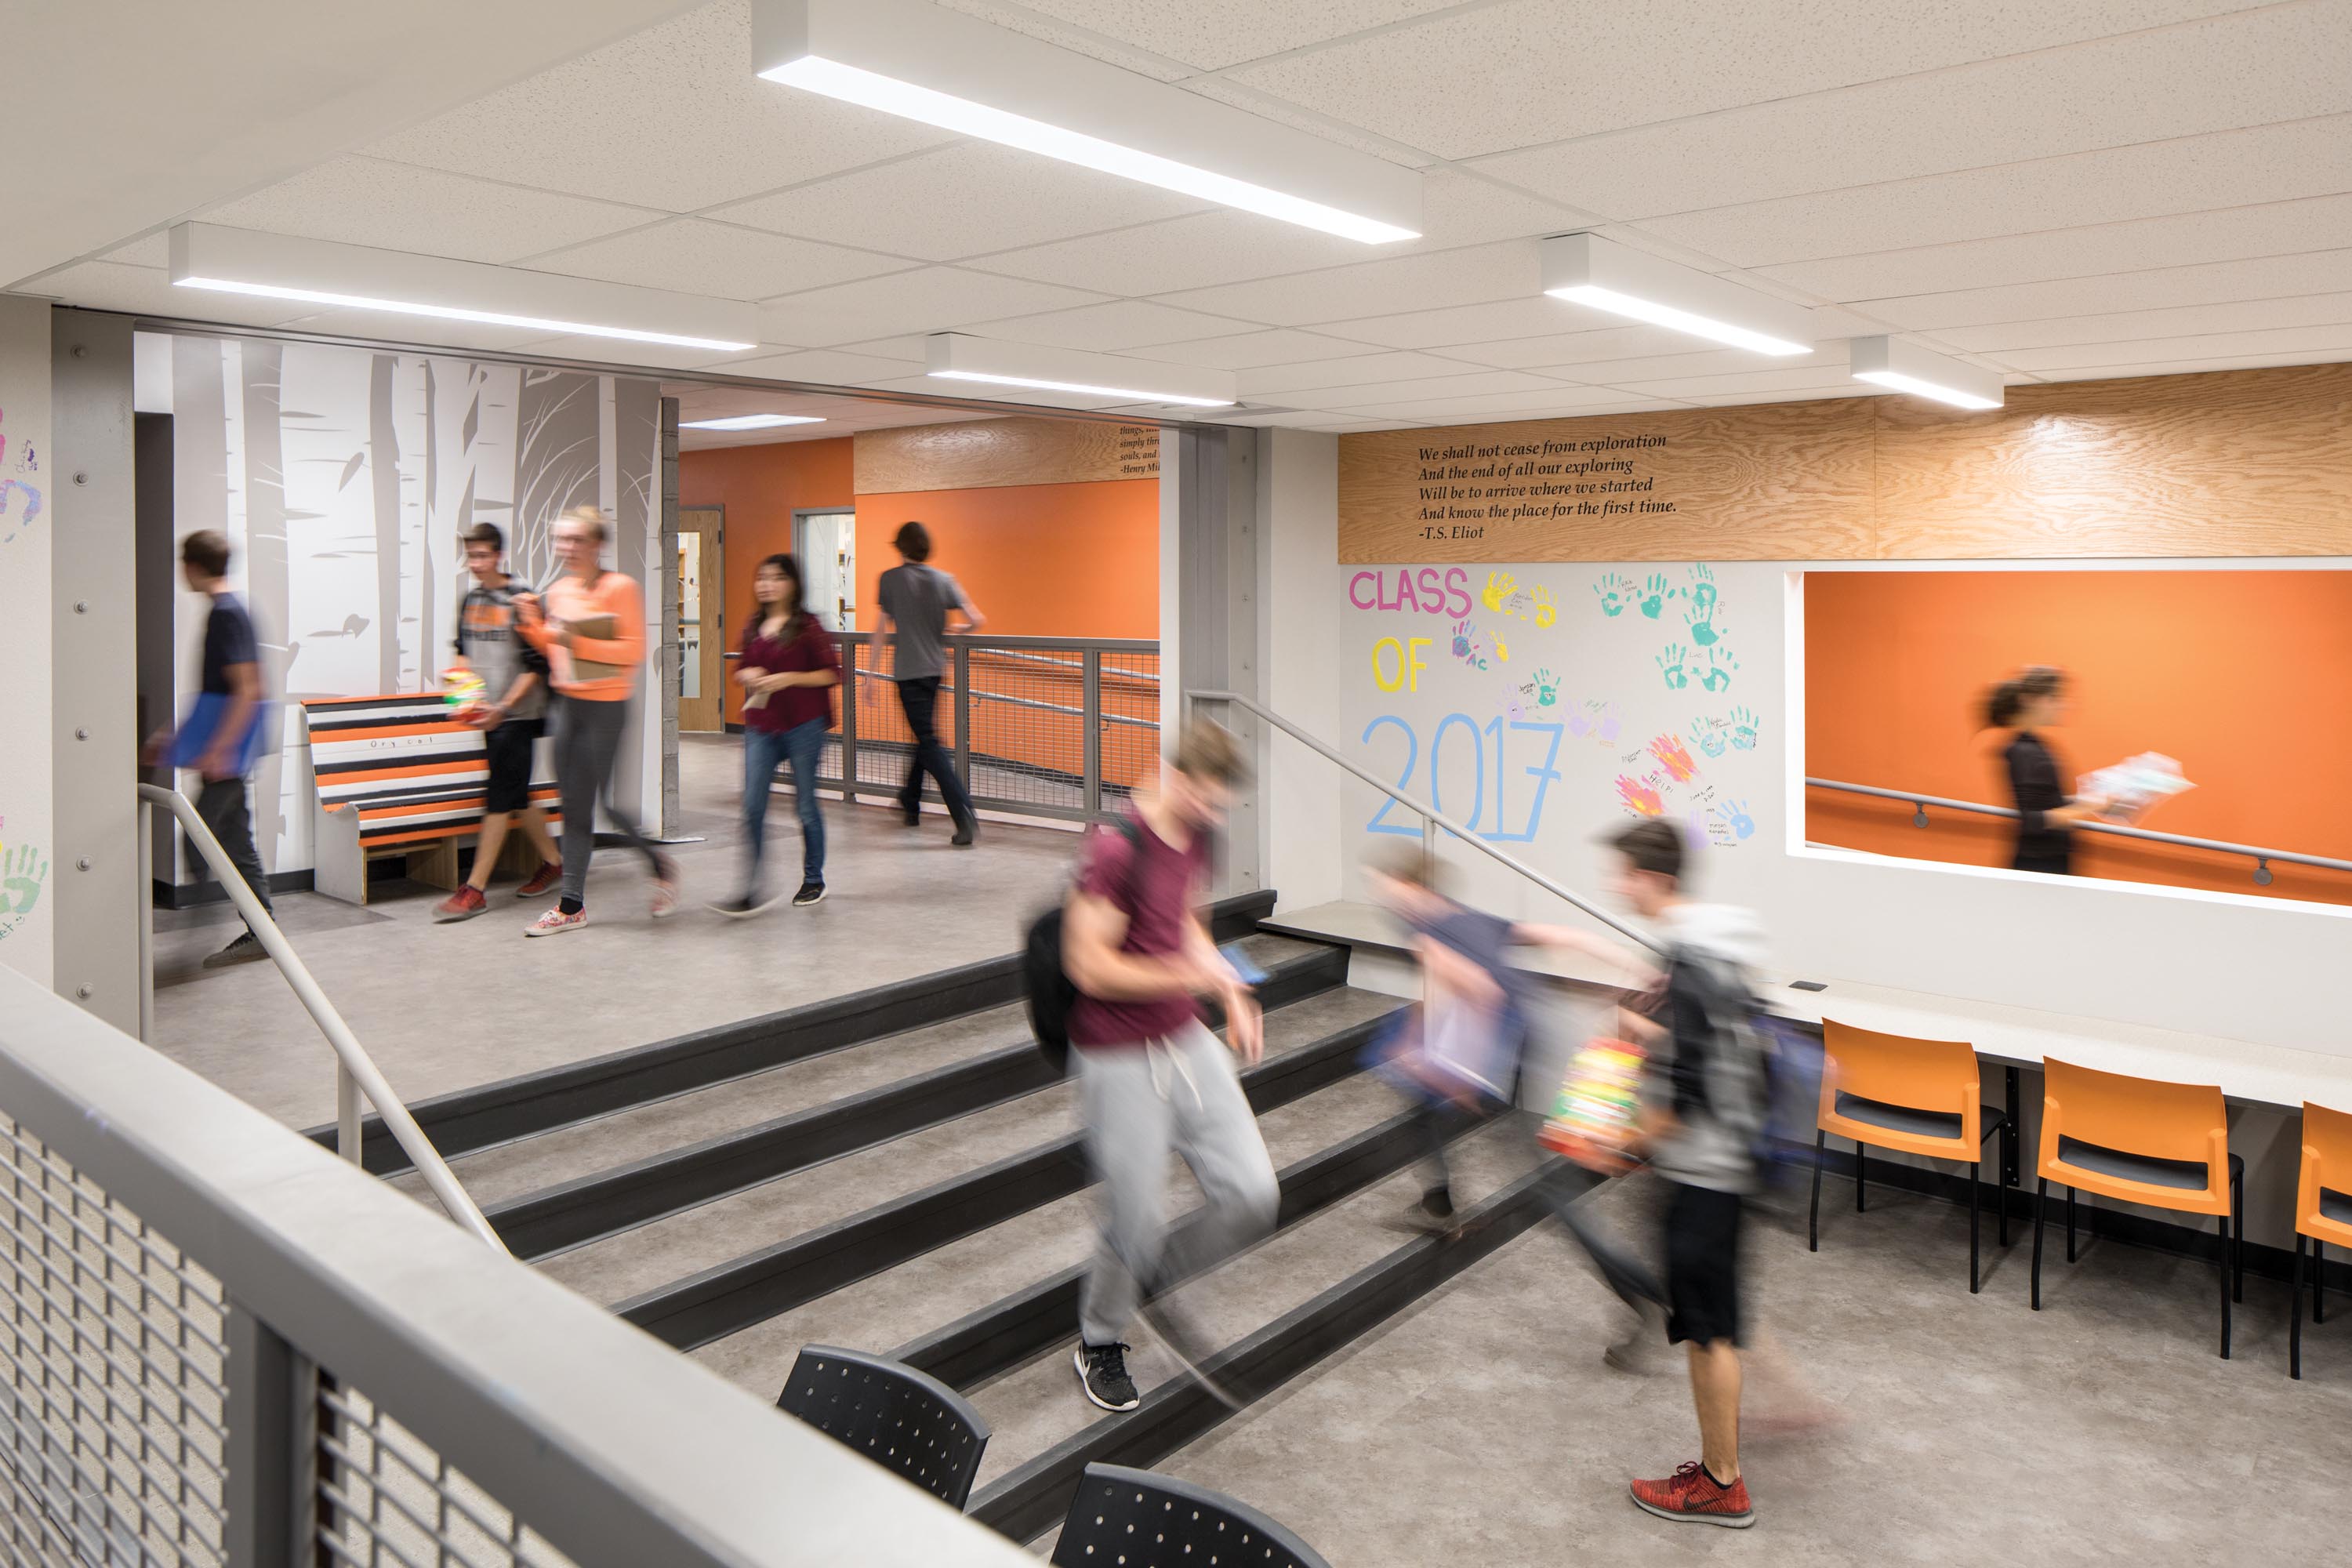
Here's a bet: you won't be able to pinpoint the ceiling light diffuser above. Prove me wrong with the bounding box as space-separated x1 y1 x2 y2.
924 334 1236 408
753 0 1421 245
681 413 826 430
1848 335 2004 410
169 223 758 353
1541 233 1814 358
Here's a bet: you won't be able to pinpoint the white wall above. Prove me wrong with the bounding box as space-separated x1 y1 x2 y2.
0 296 53 983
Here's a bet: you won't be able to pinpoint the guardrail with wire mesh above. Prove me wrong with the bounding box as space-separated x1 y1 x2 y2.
0 964 1040 1568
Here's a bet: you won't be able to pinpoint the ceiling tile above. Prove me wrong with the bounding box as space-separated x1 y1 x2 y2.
1222 0 2267 160
1636 114 2352 268
965 0 1465 71
710 140 1213 262
964 299 1260 350
511 334 771 372
856 375 1134 413
1758 194 2352 302
1860 249 2352 331
931 1 1192 78
1538 342 1853 383
524 218 909 300
969 209 1392 296
1991 322 2352 371
2024 347 2352 380
1592 365 1862 397
198 156 659 265
1933 291 2352 353
1671 385 1878 408
1155 240 1539 325
756 269 1112 347
274 308 562 354
100 234 172 267
1240 350 1497 396
1335 385 1677 420
1131 328 1388 369
1312 295 1665 350
1475 4 2350 222
1423 323 1707 368
719 347 924 385
359 0 953 211
1298 370 1579 408
14 260 311 328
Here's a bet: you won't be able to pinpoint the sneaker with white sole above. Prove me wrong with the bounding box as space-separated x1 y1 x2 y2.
524 906 588 937
791 880 826 907
1074 1341 1140 1412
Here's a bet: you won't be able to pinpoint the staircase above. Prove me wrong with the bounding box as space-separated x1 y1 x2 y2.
316 890 1577 1544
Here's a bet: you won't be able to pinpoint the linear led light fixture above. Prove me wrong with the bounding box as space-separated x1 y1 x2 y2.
1848 335 2004 410
924 334 1237 408
1540 233 1813 357
681 413 826 430
753 0 1421 244
169 223 759 352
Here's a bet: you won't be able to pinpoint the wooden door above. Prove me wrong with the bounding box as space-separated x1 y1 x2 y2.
677 507 725 731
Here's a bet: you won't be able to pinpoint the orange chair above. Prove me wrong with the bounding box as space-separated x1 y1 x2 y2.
2292 1102 2352 1380
2033 1058 2242 1358
1809 1021 2012 1292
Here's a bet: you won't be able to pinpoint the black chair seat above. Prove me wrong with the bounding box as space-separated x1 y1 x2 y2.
2321 1187 2352 1227
1051 1463 1330 1568
776 1345 990 1511
1834 1091 2005 1144
2055 1136 2241 1192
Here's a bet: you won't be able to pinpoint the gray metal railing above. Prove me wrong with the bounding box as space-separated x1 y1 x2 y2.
1186 688 1661 953
1804 776 2352 887
0 965 1037 1567
135 784 503 1250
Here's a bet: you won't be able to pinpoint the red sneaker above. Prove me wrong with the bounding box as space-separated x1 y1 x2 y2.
1630 1461 1754 1528
516 862 562 899
434 885 488 923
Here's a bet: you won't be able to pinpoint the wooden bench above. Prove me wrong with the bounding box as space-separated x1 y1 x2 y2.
300 695 561 906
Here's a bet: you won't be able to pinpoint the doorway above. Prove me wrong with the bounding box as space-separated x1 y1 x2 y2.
677 506 724 731
798 509 858 631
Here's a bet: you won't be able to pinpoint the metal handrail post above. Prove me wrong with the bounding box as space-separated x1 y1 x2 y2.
138 798 155 1043
135 783 507 1252
1082 648 1103 820
953 642 973 789
839 636 861 804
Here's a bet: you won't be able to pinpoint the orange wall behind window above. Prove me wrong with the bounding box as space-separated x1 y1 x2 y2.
680 437 856 725
854 480 1158 639
1804 568 2352 906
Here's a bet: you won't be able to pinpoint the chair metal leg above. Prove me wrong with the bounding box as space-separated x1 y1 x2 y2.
1996 1146 2011 1249
1969 1157 1981 1294
1855 1143 1866 1213
2219 1211 2233 1359
2031 1178 2047 1310
2318 1242 2328 1325
2293 1233 2306 1381
2065 1185 2077 1263
2231 1172 2245 1305
1808 1131 1824 1253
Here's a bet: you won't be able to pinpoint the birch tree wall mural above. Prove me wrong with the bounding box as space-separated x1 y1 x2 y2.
159 332 662 882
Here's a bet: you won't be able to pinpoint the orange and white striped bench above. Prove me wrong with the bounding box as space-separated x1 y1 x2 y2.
300 694 559 906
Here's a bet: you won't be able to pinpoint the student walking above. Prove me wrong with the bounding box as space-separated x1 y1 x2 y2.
1063 723 1277 1414
516 505 676 935
143 531 275 967
435 523 562 920
875 521 982 845
716 553 840 916
1988 666 2112 876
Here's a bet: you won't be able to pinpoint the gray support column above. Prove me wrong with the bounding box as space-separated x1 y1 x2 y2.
658 396 681 837
1168 426 1263 899
49 310 140 1030
223 1302 316 1568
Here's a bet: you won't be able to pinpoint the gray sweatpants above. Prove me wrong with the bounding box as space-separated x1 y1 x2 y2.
1076 1024 1280 1347
551 695 662 909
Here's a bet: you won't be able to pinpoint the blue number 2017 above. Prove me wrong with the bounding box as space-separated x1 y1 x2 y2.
1361 715 1422 837
1360 714 1563 843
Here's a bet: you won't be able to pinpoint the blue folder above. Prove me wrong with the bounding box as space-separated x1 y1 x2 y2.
168 691 272 775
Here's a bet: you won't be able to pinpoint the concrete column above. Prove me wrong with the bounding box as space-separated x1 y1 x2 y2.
1164 425 1263 898
0 298 54 989
1258 430 1345 912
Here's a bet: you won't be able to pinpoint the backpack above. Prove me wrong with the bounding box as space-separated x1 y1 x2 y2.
1023 816 1143 1073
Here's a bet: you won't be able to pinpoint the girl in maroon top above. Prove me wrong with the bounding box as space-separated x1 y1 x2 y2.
716 554 841 916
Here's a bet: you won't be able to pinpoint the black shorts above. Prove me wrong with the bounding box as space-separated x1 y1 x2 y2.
482 716 542 815
1663 1181 1744 1348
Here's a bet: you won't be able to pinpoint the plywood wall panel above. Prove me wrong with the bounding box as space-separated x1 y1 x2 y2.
855 416 1160 493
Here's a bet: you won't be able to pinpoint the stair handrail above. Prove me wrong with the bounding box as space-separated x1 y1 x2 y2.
136 782 507 1252
1186 689 1661 953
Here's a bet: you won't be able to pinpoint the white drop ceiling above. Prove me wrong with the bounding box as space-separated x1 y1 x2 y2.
12 0 2350 437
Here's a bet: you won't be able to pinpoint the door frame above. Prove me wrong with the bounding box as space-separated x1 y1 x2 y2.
677 506 725 732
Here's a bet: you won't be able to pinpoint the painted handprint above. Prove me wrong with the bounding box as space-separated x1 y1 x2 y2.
1489 627 1508 662
1499 693 1526 722
1565 706 1592 739
1699 647 1739 694
1729 705 1761 751
1530 586 1556 628
1714 799 1756 840
1639 572 1672 619
1483 571 1517 613
1593 702 1623 745
1683 599 1721 648
2 844 49 916
1450 619 1474 659
1531 666 1559 707
1615 776 1665 818
1684 563 1717 616
1592 572 1632 617
1647 734 1698 783
1655 643 1690 690
1692 719 1729 759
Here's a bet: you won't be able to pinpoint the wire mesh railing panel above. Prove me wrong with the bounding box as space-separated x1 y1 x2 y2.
0 1116 228 1568
315 1385 576 1568
961 648 1086 815
1097 650 1161 811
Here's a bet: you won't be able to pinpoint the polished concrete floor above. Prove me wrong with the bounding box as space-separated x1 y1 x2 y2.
1150 1168 2352 1566
150 735 1076 1127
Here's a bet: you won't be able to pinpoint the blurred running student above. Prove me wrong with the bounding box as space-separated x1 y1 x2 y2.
716 553 840 916
1064 722 1276 1414
515 506 676 935
875 521 982 846
435 524 562 921
142 531 274 967
1988 666 2111 876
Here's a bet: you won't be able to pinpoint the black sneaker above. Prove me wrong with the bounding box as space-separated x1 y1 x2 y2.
1383 1186 1461 1238
710 893 770 920
1074 1341 1140 1412
202 931 267 969
790 880 826 907
898 794 921 826
1138 1295 1240 1410
951 816 977 848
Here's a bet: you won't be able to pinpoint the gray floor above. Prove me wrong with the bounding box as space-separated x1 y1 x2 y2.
1150 1169 2352 1566
150 734 1076 1127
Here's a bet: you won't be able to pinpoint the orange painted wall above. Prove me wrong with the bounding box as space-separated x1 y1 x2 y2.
679 437 856 725
1804 569 2352 906
854 480 1159 639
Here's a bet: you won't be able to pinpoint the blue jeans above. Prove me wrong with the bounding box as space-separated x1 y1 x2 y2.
742 718 827 891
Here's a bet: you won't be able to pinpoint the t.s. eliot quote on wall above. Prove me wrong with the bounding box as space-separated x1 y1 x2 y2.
1415 432 1675 542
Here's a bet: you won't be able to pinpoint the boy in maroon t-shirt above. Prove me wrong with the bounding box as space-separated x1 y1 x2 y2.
1062 723 1276 1413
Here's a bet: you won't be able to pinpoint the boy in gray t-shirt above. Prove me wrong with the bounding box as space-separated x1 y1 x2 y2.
874 521 985 842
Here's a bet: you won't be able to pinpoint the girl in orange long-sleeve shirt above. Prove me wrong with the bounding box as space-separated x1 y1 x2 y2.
517 506 677 934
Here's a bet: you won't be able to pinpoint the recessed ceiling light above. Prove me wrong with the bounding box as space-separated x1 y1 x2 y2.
1541 233 1813 358
1848 336 2004 410
924 334 1236 408
680 413 827 430
169 223 759 353
754 0 1421 245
